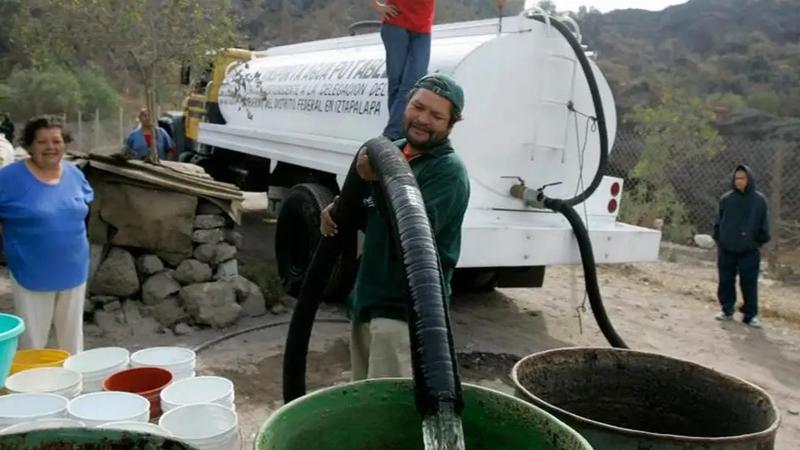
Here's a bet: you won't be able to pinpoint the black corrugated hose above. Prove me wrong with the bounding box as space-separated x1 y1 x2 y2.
282 157 362 403
365 137 463 418
544 198 628 348
531 13 628 349
282 136 463 419
530 13 608 207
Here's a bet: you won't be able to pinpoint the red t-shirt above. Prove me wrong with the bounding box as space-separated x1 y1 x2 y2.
384 0 435 34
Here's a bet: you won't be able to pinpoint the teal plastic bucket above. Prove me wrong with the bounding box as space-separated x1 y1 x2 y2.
0 313 25 387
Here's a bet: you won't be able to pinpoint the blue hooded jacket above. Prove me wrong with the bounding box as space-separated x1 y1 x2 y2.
713 164 770 253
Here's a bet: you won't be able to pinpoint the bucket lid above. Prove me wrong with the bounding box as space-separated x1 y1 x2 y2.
131 347 195 368
64 347 130 375
0 393 68 420
159 403 238 441
5 367 82 394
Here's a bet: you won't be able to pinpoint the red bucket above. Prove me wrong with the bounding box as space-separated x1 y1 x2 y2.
103 366 173 419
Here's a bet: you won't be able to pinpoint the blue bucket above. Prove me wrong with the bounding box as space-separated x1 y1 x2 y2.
0 313 25 387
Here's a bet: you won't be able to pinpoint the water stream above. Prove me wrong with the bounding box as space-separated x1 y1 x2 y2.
422 410 466 450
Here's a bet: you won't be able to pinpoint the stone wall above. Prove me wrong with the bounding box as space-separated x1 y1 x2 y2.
86 199 268 335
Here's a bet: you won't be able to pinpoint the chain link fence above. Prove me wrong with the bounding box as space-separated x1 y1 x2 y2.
56 106 164 155
610 128 800 280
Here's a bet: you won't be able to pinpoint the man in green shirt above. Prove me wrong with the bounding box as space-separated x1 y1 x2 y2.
321 73 470 379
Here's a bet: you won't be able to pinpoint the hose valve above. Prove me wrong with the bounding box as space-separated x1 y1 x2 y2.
506 177 562 209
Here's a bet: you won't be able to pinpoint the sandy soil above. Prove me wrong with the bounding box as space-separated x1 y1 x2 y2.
0 202 797 449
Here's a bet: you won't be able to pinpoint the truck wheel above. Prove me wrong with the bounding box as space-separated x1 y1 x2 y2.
178 151 195 163
275 183 356 302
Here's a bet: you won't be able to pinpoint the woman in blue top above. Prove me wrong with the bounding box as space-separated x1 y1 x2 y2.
0 116 93 354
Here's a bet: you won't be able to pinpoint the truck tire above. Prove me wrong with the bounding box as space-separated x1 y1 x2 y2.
275 183 356 302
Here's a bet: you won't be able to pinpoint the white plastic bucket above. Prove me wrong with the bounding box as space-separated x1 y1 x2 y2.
98 421 172 437
131 347 195 381
64 347 130 393
159 403 239 450
5 367 82 398
160 376 235 413
0 417 85 434
0 393 68 427
68 392 150 427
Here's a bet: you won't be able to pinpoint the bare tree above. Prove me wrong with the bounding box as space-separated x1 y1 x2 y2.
16 0 240 164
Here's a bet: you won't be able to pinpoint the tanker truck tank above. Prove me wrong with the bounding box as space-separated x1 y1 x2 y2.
196 11 662 298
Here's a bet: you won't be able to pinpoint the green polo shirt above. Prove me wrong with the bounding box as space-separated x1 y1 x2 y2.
348 138 470 323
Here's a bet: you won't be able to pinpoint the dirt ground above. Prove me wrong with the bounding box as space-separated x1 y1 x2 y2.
0 197 798 449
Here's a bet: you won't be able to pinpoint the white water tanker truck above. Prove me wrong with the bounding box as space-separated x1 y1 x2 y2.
180 10 662 298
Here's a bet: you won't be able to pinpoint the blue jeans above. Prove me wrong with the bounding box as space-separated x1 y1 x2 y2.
717 248 760 320
381 24 431 140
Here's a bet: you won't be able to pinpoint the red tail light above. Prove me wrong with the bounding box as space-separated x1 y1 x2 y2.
608 198 618 213
610 182 621 197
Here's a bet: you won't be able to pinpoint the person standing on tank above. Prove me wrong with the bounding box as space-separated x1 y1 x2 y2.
320 74 470 379
370 0 507 140
713 164 770 328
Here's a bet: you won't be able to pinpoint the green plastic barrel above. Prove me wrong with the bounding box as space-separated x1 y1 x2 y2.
256 379 593 450
0 427 198 449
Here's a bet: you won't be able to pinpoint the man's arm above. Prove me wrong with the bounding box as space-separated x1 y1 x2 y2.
159 128 177 160
417 160 469 239
369 0 398 20
713 198 724 242
756 196 771 245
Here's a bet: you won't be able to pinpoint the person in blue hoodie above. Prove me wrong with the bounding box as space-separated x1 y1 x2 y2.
713 164 770 327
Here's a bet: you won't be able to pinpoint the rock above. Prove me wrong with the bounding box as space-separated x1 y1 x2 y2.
229 276 266 317
174 259 213 285
192 228 224 244
180 282 242 328
88 244 106 286
115 312 126 324
213 243 237 264
280 295 297 309
142 272 182 305
193 243 217 264
214 259 239 281
197 201 224 215
157 252 186 267
694 234 716 249
84 300 96 315
122 300 143 323
90 248 140 297
194 214 227 230
174 323 196 336
136 255 164 276
271 304 288 315
84 323 105 338
103 300 122 312
788 407 799 416
280 295 298 308
223 229 243 249
91 295 120 306
152 297 189 327
93 310 117 332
